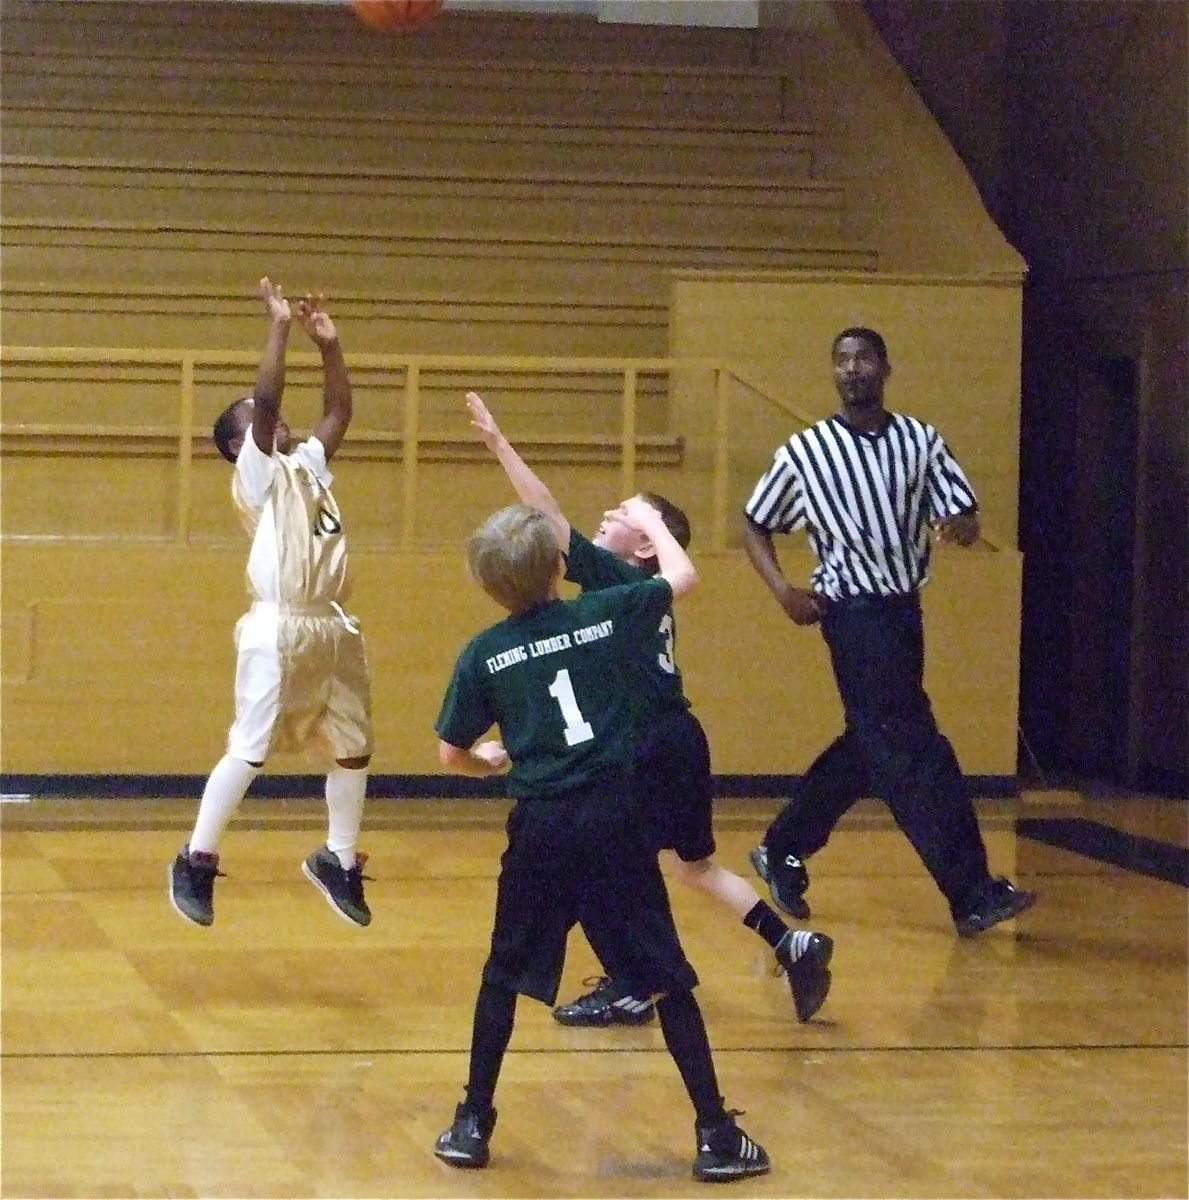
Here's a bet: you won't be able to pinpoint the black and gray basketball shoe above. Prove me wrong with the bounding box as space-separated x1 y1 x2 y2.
552 976 656 1026
692 1111 771 1182
774 929 834 1022
954 876 1037 937
434 1103 497 1169
302 845 372 926
169 845 223 927
749 843 811 920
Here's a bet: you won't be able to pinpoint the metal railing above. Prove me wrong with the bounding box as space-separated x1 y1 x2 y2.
0 345 999 551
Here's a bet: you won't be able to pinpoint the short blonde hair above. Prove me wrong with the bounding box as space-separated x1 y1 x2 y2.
466 504 560 613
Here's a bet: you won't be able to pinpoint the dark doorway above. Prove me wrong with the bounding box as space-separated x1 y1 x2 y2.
1018 299 1138 784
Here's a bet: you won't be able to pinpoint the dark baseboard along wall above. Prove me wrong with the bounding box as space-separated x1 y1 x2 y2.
0 773 1022 800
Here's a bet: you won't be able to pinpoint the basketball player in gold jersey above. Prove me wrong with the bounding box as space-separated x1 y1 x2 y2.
169 278 374 928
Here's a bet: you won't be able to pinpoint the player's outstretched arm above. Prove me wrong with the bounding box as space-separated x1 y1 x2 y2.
466 391 571 549
299 293 353 461
620 495 697 598
250 277 291 453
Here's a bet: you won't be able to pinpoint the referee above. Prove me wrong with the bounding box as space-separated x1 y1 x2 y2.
742 326 1036 937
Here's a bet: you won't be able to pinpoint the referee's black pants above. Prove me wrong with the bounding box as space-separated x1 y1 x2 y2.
765 591 991 919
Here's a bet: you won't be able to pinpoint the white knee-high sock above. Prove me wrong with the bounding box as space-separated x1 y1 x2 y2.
325 765 368 868
190 755 260 855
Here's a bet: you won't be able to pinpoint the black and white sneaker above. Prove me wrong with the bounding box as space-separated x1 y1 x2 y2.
552 976 656 1026
692 1112 771 1182
749 843 811 920
775 929 833 1022
302 845 372 927
169 845 223 927
954 876 1037 937
434 1103 497 1169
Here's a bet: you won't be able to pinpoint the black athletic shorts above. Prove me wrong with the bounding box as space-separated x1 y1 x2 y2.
481 774 699 1006
634 707 716 862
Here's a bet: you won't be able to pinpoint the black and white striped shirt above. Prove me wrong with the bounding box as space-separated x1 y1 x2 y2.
744 412 978 600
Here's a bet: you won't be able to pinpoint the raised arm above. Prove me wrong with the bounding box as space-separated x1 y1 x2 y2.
299 293 352 461
742 518 823 626
250 277 291 453
466 391 571 549
619 495 697 598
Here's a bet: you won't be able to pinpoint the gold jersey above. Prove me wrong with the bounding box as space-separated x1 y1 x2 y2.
232 434 352 608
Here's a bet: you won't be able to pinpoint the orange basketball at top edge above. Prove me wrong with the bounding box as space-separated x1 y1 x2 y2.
351 0 445 33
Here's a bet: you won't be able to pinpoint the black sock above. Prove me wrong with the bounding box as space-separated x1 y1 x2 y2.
743 899 789 949
464 978 517 1113
656 990 728 1128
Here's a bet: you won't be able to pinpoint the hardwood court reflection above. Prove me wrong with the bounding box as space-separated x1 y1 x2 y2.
1 792 1185 1198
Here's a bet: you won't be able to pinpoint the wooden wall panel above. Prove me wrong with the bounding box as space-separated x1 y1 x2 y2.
1 457 182 541
671 271 1024 547
0 542 1020 777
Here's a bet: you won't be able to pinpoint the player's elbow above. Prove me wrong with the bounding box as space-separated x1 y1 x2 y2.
665 564 699 599
439 740 469 771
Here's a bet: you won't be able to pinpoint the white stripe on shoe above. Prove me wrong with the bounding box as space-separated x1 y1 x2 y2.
611 996 653 1014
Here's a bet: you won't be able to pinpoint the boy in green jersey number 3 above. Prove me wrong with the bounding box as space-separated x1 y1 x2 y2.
434 502 770 1183
465 391 833 1026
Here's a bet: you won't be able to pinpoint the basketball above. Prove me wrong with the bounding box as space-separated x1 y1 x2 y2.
351 0 445 33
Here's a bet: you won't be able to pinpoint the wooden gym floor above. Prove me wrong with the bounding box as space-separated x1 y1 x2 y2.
1 789 1186 1199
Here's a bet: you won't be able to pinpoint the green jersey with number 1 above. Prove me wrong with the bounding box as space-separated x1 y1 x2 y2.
436 578 673 799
